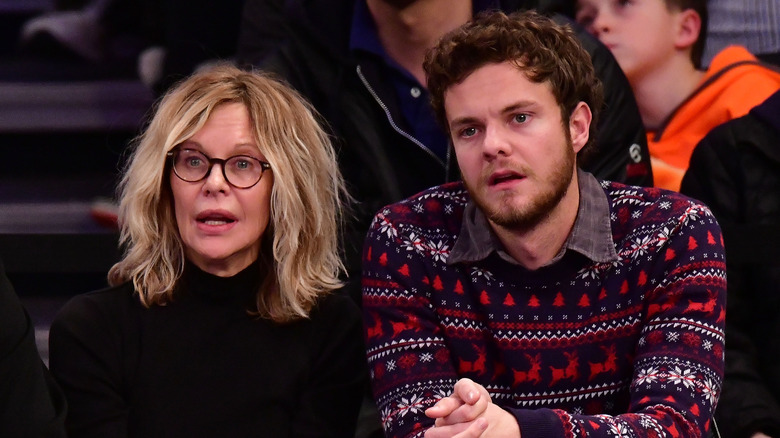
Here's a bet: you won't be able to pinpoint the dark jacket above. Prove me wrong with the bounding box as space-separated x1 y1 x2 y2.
681 90 780 438
0 258 67 438
237 0 653 299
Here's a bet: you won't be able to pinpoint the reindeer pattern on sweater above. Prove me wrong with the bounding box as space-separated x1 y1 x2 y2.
362 179 725 438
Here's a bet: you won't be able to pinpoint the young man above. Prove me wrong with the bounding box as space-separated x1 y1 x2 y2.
238 0 653 302
362 11 725 437
574 0 780 191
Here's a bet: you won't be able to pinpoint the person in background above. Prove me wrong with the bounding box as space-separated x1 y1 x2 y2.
681 89 780 438
704 0 780 66
48 64 366 438
362 10 725 437
574 0 780 192
237 0 653 302
0 256 66 438
20 0 247 95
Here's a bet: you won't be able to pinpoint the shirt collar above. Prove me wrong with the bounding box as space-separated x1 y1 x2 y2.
449 169 618 266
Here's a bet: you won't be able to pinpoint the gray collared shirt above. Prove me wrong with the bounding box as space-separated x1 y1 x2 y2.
448 169 619 267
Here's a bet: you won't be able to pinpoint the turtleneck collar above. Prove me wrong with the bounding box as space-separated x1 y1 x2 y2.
178 260 264 306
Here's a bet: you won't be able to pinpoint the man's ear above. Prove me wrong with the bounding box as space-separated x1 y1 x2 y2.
569 102 591 154
674 8 701 50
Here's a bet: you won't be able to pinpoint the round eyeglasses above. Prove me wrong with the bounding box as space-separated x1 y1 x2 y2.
167 148 272 189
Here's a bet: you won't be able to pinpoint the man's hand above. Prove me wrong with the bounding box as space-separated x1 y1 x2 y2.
423 378 521 437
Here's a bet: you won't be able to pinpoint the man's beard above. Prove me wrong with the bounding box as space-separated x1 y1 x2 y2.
467 143 575 232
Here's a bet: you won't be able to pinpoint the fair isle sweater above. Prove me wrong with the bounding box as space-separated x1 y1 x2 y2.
362 175 726 438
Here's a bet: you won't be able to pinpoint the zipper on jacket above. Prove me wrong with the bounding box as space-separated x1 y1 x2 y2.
356 64 447 168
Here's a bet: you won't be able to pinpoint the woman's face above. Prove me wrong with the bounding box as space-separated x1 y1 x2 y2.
170 102 273 277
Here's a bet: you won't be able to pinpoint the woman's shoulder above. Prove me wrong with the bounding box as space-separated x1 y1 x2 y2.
51 282 140 333
303 291 362 341
300 291 366 376
310 291 361 320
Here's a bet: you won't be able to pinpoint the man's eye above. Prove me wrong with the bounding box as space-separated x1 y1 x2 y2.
460 127 478 138
514 114 528 123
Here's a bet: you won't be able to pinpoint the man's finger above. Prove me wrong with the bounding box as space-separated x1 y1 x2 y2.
431 394 490 426
452 378 482 405
424 418 487 438
453 417 489 438
425 395 464 418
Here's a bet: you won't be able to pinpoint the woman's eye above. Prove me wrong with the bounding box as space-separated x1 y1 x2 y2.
187 158 203 168
235 159 252 170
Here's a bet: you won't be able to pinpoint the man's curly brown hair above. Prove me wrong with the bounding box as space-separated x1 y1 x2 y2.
424 10 604 156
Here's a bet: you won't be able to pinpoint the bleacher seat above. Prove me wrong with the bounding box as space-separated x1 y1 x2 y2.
0 0 154 295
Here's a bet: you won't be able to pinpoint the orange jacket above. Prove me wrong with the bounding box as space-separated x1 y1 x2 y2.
648 46 780 191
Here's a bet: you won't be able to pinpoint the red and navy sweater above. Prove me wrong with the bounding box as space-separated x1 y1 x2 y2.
362 180 725 438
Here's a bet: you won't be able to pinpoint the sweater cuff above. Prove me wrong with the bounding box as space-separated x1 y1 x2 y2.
507 408 566 438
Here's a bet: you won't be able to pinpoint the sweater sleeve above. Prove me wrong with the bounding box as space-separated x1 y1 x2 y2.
48 291 130 438
291 293 367 438
363 210 460 438
364 195 725 438
505 197 726 437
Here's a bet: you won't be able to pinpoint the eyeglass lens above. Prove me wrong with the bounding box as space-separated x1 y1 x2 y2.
171 149 267 188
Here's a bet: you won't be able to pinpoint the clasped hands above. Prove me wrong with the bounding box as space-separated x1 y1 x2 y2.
424 378 521 438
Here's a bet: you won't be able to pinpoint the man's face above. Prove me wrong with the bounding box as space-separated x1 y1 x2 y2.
445 61 589 231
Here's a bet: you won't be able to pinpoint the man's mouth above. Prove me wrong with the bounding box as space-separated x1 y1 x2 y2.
489 171 525 186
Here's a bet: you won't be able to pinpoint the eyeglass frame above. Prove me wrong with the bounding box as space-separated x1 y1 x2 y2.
167 148 272 189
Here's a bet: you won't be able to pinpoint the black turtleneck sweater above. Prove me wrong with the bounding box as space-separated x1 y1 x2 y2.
48 262 366 438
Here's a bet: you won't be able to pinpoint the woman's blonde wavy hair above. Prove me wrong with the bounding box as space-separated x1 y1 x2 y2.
108 63 349 323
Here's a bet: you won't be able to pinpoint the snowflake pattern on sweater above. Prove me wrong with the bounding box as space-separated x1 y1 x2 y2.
362 180 725 438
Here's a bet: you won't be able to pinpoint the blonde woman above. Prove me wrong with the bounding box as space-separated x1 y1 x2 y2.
48 64 365 437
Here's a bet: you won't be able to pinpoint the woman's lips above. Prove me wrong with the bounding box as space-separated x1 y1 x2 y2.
195 210 237 231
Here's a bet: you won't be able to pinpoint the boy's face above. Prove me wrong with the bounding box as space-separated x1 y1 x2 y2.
574 0 681 84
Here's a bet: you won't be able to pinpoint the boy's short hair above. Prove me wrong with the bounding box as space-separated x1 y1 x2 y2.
667 0 708 68
424 10 603 155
